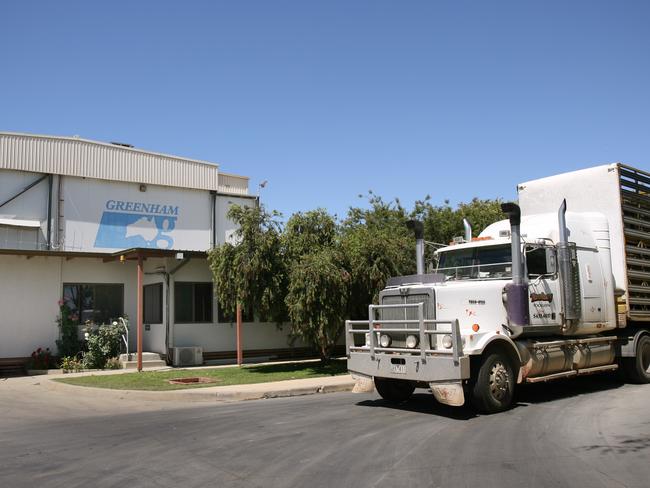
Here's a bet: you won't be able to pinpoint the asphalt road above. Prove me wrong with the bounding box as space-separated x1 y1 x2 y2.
1 375 649 488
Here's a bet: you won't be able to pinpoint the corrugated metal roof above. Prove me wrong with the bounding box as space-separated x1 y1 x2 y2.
0 132 249 194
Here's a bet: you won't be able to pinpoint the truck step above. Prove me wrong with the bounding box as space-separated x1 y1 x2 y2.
525 364 618 383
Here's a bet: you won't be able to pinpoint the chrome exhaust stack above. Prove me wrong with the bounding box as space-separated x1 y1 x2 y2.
463 218 472 242
406 220 425 275
500 203 529 333
557 199 581 332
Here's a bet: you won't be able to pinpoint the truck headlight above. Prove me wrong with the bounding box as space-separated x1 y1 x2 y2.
405 335 419 348
442 334 453 349
379 334 392 348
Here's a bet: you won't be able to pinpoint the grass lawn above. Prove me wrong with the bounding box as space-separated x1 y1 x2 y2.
53 359 348 391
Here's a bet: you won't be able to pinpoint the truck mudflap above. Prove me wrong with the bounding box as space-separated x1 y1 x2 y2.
346 302 470 406
430 382 465 406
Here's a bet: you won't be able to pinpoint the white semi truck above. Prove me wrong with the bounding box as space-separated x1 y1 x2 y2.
346 163 650 413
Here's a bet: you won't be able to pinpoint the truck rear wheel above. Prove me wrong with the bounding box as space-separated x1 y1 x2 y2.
621 335 650 384
374 378 415 404
471 352 515 414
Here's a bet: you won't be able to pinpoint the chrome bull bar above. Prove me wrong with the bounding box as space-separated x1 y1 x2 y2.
345 303 464 365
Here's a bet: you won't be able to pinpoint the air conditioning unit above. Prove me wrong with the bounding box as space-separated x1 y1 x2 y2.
172 347 203 367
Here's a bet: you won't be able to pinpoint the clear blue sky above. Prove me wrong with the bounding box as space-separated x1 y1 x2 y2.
2 1 649 219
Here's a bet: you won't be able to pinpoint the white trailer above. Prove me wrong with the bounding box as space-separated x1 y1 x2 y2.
346 163 650 413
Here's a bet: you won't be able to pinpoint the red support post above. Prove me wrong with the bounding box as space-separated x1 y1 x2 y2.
137 255 143 372
236 303 243 366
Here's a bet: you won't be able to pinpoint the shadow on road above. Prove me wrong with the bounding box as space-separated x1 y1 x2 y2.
514 374 625 407
356 392 477 420
356 373 626 420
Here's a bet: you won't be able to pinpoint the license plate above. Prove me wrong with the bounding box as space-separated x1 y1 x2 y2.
391 364 407 374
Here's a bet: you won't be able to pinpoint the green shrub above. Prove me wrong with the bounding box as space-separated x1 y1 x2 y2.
105 357 122 370
83 324 123 369
56 301 81 358
60 356 83 373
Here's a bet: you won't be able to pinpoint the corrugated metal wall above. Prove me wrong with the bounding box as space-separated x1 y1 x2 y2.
218 172 250 195
0 132 247 194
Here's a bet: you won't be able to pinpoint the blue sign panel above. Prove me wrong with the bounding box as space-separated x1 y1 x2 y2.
94 200 179 249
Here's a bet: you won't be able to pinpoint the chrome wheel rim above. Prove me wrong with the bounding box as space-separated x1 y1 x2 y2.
489 361 510 401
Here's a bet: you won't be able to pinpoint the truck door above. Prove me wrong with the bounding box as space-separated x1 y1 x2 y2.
578 249 606 323
526 247 562 327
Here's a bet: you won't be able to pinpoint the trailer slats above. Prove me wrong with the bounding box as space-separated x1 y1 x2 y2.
625 246 650 258
619 165 650 320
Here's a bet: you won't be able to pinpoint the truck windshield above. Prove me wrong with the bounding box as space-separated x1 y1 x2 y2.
436 244 512 281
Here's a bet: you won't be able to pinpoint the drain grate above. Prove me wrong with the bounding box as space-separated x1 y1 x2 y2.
168 377 219 385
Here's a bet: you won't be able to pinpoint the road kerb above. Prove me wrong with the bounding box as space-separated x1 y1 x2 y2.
44 374 358 403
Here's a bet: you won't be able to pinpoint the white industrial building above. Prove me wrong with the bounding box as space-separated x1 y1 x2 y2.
0 132 303 369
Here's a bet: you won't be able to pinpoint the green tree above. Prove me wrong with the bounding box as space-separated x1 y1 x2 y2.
208 204 287 323
344 192 410 232
285 247 350 362
341 226 415 318
343 193 416 318
283 209 344 361
419 197 505 246
208 194 506 363
457 198 505 236
283 209 337 261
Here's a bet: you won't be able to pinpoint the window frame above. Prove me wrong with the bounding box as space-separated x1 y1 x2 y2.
525 245 556 278
174 281 214 324
62 282 125 325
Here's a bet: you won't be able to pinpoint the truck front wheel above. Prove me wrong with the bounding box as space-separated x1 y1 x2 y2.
622 335 650 384
374 378 415 404
471 352 515 414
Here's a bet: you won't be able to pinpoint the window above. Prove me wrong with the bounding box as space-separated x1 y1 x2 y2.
143 283 163 324
174 282 213 323
62 283 124 325
436 244 512 280
526 247 550 276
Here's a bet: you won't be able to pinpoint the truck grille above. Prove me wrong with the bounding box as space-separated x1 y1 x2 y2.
379 293 435 349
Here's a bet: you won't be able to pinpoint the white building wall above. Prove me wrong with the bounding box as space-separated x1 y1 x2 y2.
0 252 301 359
170 258 297 352
0 255 61 357
0 139 300 361
63 177 212 252
214 194 256 245
0 170 49 249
